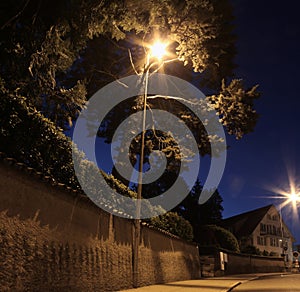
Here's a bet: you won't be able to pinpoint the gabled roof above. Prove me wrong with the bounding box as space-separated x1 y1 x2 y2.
221 204 274 239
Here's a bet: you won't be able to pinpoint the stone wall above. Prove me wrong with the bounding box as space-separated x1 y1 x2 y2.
0 161 200 291
225 252 284 274
199 247 284 276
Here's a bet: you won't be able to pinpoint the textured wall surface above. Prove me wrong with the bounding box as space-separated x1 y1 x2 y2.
0 162 200 291
225 252 284 274
199 247 284 276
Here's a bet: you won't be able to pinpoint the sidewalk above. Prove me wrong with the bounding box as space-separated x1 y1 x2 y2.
119 273 287 292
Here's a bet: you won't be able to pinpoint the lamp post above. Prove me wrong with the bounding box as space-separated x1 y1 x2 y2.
279 191 300 271
132 40 168 288
270 182 300 272
279 204 287 270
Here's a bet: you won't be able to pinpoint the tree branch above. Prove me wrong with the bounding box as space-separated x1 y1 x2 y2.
1 0 31 29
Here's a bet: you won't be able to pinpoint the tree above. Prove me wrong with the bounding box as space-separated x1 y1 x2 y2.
172 178 223 242
0 0 258 128
0 0 88 128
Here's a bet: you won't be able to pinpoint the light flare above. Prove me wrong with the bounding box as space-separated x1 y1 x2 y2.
150 41 167 60
267 170 300 222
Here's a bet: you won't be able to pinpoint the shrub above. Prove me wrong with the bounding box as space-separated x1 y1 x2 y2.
240 245 261 255
0 85 78 188
197 225 240 252
262 250 269 256
150 212 194 241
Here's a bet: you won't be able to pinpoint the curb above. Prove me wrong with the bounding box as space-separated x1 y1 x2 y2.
224 276 260 292
225 281 242 292
225 273 293 291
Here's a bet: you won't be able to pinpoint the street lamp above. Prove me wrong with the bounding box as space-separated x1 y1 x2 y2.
277 190 300 271
133 39 169 288
150 41 167 60
264 173 300 272
270 176 300 218
279 204 288 270
287 192 300 205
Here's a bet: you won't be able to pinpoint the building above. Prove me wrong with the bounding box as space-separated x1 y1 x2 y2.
222 205 295 265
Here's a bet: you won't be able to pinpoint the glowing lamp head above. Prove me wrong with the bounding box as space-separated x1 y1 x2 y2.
289 192 300 203
150 41 167 60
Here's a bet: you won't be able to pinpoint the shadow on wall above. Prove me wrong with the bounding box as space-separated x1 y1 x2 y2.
0 160 111 242
0 210 133 291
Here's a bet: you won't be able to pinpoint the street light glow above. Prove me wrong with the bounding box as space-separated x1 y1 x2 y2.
150 41 167 60
258 165 300 226
264 171 300 222
274 185 300 209
288 192 300 203
271 188 300 210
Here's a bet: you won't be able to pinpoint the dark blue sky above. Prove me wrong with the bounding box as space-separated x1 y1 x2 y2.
220 0 300 243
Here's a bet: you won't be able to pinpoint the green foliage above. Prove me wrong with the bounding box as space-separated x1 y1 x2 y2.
0 0 245 129
150 212 194 241
0 81 78 187
208 79 260 139
0 82 139 199
198 225 240 252
173 179 224 243
240 245 261 256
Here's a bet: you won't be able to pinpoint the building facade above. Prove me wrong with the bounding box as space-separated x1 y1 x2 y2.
222 205 295 265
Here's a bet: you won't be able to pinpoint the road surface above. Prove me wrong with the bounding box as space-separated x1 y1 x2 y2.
232 273 300 292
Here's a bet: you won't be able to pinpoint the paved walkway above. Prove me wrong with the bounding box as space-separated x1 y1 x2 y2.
119 273 287 292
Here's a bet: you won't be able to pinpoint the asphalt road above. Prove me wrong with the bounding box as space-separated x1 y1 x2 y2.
232 273 300 292
120 273 300 292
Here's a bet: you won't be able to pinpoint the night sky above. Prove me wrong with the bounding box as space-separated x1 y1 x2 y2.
220 0 300 243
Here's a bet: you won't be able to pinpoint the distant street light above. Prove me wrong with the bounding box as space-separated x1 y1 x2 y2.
267 176 300 269
281 192 300 271
277 189 300 271
287 192 300 205
264 174 300 271
270 175 300 212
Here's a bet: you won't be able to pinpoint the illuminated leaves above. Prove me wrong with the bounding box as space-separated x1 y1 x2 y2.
208 79 260 139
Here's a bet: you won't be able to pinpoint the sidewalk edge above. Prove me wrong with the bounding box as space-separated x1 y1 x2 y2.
224 276 259 292
223 281 241 292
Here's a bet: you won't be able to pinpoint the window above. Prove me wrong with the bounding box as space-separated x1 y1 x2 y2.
257 236 266 246
270 238 279 247
277 227 282 236
260 223 266 233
